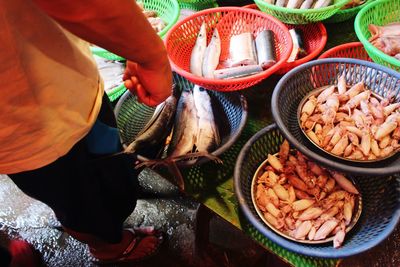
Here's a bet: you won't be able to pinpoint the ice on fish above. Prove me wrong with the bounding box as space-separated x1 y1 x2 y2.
255 30 276 69
229 32 258 67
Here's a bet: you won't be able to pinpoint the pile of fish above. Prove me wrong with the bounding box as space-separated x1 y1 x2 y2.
369 22 400 61
125 85 220 161
263 0 334 9
300 74 400 161
190 21 276 80
342 0 365 9
137 1 166 33
254 140 360 248
94 56 125 93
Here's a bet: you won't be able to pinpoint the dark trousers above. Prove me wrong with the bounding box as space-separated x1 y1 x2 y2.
8 96 139 244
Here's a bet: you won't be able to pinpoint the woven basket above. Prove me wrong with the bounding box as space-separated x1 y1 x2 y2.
91 0 180 60
318 42 371 61
253 0 348 25
165 7 292 92
178 0 217 11
271 58 400 176
355 0 400 71
114 72 248 167
234 123 400 258
324 0 375 23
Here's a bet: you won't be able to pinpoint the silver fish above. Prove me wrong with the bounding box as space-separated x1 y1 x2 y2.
255 30 276 69
288 29 307 62
169 90 198 157
229 32 258 67
300 0 314 9
125 87 179 155
286 0 302 8
193 86 220 152
275 0 288 7
190 22 207 77
314 0 331 8
202 28 221 78
214 65 263 79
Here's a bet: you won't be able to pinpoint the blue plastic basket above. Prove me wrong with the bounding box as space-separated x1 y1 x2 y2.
271 58 400 176
234 123 400 258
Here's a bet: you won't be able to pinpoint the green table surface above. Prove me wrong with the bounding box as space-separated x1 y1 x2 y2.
177 18 366 267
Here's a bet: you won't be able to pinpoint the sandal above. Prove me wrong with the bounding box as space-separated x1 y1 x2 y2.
93 228 164 265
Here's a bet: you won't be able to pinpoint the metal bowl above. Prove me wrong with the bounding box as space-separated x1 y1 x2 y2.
250 152 362 245
297 86 399 163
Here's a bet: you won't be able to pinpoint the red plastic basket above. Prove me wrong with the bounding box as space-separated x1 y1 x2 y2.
318 42 372 61
243 4 327 75
164 7 292 92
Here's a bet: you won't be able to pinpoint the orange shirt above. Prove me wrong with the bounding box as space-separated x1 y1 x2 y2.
0 0 103 174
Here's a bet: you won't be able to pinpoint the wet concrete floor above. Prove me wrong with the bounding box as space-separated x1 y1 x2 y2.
0 171 288 267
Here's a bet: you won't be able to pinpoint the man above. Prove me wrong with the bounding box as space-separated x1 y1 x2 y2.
0 0 172 264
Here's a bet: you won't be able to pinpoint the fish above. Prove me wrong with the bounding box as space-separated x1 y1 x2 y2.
213 65 263 79
190 22 207 77
287 0 303 9
168 89 198 157
193 85 220 152
288 29 307 62
275 0 288 7
300 0 314 9
255 30 276 69
202 28 221 78
229 32 258 67
125 86 180 157
313 0 331 8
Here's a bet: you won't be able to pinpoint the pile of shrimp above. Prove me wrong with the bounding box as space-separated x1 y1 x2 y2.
300 74 400 161
254 140 359 248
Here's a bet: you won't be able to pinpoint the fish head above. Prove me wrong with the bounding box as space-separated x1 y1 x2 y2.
211 28 221 44
199 22 207 39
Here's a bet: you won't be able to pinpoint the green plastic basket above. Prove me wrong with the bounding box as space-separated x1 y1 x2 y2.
253 0 349 24
324 0 375 23
91 0 180 60
178 0 218 11
107 83 127 102
355 0 400 72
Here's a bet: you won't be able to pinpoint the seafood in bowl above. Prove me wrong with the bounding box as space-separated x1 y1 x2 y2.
252 140 361 248
369 22 400 61
298 74 400 162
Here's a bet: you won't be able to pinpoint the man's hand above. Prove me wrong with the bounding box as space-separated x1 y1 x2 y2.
123 61 172 107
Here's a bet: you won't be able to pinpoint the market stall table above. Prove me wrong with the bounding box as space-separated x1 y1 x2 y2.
158 17 400 267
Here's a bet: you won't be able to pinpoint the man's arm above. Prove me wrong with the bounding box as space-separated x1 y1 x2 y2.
33 0 171 106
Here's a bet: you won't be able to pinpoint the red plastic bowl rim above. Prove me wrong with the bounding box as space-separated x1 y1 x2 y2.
243 4 327 72
318 42 365 59
164 6 293 86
